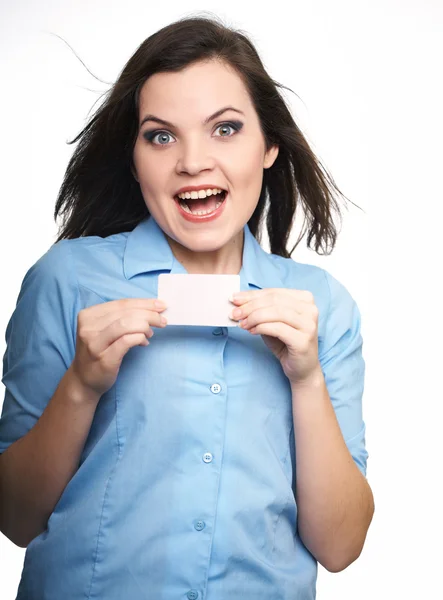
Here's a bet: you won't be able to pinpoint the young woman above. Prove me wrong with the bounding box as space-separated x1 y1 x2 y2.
0 14 374 600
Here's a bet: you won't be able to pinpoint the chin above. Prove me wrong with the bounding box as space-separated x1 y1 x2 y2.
177 235 228 254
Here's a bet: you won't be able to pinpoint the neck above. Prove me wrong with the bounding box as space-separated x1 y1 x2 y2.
166 229 244 275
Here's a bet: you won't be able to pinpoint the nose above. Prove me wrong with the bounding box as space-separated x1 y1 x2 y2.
175 138 216 175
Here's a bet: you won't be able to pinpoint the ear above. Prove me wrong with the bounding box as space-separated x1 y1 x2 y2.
264 144 279 169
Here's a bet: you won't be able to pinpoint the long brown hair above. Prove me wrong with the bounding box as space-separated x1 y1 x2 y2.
53 13 361 257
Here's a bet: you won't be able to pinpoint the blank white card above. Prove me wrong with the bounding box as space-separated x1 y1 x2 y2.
157 274 240 326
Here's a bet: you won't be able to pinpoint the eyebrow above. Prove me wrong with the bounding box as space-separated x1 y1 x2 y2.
139 106 245 129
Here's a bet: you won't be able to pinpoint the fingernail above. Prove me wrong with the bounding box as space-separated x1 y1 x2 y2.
155 300 167 308
161 316 168 325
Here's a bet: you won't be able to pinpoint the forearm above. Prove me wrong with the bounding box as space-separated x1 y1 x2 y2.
291 368 374 572
0 366 101 547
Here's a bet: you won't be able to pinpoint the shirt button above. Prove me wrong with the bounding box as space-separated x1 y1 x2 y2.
210 383 221 394
203 452 213 463
187 591 199 600
194 520 205 531
212 327 224 336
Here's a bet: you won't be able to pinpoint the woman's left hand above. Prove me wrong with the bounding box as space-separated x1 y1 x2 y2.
229 288 322 385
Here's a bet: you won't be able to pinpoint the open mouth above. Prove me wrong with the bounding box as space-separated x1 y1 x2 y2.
174 190 227 217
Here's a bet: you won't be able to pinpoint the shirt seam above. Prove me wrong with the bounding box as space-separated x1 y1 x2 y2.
77 283 107 302
61 244 119 600
270 425 294 557
87 449 120 600
60 240 108 307
344 422 366 445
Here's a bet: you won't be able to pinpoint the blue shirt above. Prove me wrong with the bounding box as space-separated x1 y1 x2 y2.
0 215 368 600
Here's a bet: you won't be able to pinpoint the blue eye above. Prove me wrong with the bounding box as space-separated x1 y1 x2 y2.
143 120 243 146
146 131 173 145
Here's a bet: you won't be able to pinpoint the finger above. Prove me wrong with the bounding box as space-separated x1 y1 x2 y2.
86 311 167 357
104 332 151 368
240 306 314 334
230 296 309 322
86 307 167 333
82 298 167 318
249 321 307 349
231 288 315 306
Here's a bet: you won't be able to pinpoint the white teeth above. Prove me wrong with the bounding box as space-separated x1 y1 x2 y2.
177 187 224 200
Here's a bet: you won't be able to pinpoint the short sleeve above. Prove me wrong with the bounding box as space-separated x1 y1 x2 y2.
318 270 369 477
0 241 79 455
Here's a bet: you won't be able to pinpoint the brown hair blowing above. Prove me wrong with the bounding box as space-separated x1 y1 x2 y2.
53 13 360 257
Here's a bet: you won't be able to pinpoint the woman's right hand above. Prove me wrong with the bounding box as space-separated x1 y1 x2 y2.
69 298 167 397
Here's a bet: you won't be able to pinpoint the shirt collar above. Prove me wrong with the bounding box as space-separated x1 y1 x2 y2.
123 215 284 290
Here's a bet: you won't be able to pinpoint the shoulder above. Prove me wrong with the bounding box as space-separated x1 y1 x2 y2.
266 252 360 333
266 252 341 306
58 230 129 269
13 230 129 323
28 231 130 295
18 239 76 300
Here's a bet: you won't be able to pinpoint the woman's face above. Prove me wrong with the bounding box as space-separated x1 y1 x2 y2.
132 59 278 255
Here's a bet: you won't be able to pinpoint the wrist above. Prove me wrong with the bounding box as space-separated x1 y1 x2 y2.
290 365 324 392
63 366 102 406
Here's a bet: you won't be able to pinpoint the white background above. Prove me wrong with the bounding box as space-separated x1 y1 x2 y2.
1 1 442 598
